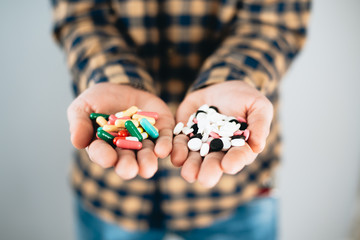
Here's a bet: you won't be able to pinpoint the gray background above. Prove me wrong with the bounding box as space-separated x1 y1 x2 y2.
0 0 359 239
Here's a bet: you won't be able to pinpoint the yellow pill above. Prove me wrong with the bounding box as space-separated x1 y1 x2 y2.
132 114 156 125
137 127 144 133
122 106 138 117
115 119 139 128
96 116 107 127
102 125 121 132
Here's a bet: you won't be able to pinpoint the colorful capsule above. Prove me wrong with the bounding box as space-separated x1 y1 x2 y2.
97 129 115 146
140 118 159 139
115 138 142 150
90 113 109 120
132 114 156 125
113 136 139 145
125 120 143 141
115 119 139 128
108 115 131 125
136 111 159 120
115 106 138 118
96 116 108 127
102 124 121 132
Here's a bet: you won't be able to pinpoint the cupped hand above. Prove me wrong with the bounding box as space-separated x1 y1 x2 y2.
171 81 273 188
67 82 175 179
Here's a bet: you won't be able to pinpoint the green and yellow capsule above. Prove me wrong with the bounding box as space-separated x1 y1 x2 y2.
90 113 109 120
125 120 143 141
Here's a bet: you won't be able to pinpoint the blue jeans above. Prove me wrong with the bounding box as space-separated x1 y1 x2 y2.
75 196 278 240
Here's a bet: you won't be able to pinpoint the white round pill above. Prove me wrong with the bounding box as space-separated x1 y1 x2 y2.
200 143 210 157
231 138 245 147
173 122 184 135
188 138 202 151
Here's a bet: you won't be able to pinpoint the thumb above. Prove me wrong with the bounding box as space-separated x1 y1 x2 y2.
67 97 94 149
246 99 273 153
175 98 199 124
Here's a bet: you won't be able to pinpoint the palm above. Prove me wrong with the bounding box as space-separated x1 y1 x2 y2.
171 81 273 188
67 82 175 179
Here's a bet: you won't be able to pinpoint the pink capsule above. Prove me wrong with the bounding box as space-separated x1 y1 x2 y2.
243 129 250 141
108 116 131 125
193 118 198 123
115 138 142 150
136 111 159 120
236 116 247 123
233 130 244 136
189 133 194 138
209 131 220 139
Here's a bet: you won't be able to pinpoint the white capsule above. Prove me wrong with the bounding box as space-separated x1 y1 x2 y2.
221 138 232 151
231 138 245 147
125 136 140 142
188 138 202 151
141 132 149 139
173 122 184 135
200 143 210 157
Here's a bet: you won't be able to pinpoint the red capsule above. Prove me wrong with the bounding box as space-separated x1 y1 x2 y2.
118 129 130 137
136 111 159 120
115 138 142 150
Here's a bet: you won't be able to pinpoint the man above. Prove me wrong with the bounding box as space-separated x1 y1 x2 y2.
52 0 310 239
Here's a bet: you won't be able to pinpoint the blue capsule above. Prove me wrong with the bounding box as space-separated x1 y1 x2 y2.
140 118 159 139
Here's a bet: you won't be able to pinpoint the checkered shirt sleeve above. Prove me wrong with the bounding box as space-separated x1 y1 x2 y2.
52 0 156 95
192 0 311 97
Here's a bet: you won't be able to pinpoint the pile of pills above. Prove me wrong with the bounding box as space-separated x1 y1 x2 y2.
173 105 250 157
90 106 159 150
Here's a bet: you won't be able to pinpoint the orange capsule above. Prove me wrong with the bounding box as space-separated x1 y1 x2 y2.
115 138 142 150
132 114 156 125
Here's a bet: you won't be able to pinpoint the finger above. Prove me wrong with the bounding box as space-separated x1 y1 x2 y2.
246 100 273 153
154 114 175 159
197 151 225 188
114 148 139 180
221 144 258 175
67 97 94 149
181 151 203 183
154 128 173 159
171 134 189 167
87 139 118 168
137 139 158 179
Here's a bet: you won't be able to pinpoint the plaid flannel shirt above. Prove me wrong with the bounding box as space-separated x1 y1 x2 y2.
52 0 310 231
